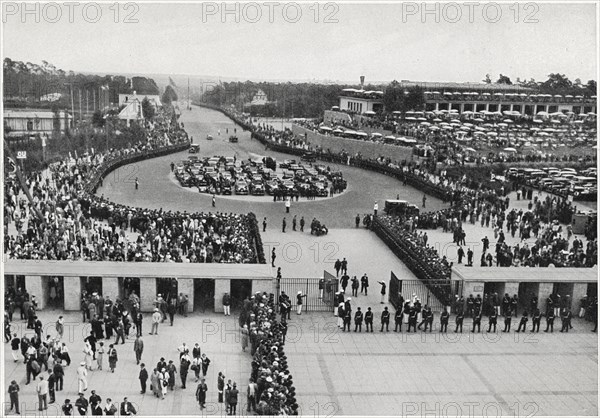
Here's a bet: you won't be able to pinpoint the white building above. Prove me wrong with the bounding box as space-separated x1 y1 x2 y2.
338 89 384 114
250 89 268 106
3 109 73 137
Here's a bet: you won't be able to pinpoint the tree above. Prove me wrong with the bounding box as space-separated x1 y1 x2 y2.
141 97 155 120
383 80 403 112
162 85 178 105
541 73 572 93
585 80 597 96
403 86 425 111
496 74 512 85
92 110 105 128
483 74 492 84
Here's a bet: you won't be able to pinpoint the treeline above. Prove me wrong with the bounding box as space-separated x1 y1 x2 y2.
198 81 386 118
3 58 160 110
485 73 597 97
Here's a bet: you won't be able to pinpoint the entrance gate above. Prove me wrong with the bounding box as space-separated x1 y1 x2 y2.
278 272 338 312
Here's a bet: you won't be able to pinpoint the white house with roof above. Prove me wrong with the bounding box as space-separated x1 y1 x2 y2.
250 89 268 106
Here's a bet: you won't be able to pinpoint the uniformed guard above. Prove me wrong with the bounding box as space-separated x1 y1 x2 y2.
515 311 529 333
364 308 374 332
407 308 418 333
503 310 512 332
343 308 351 332
502 293 511 316
531 309 541 333
354 308 363 332
544 310 555 333
380 307 390 332
471 309 482 333
394 309 403 332
440 308 450 333
454 310 464 333
560 309 572 333
466 295 475 317
487 311 498 333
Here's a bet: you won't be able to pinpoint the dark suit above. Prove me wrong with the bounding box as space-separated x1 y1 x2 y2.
139 368 148 393
120 401 136 416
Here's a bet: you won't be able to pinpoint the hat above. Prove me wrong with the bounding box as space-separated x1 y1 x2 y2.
80 361 86 366
154 308 159 312
297 291 301 295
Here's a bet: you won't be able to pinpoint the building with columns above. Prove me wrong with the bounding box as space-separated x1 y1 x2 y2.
5 261 274 313
387 80 598 115
453 265 597 313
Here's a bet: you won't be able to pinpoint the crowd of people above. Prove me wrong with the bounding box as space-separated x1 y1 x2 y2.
4 114 262 264
241 292 299 415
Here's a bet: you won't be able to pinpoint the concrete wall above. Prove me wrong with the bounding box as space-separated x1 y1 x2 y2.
292 125 414 162
214 279 231 313
102 277 120 302
140 279 156 312
251 279 275 295
178 278 195 313
63 276 81 311
25 276 45 310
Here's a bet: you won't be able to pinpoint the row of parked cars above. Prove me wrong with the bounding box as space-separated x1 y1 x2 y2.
506 166 597 200
175 154 347 197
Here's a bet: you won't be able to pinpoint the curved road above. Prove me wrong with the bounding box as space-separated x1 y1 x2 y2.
97 105 447 228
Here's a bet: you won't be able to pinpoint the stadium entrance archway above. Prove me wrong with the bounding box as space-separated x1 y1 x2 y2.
81 276 102 295
47 276 64 309
194 279 215 313
157 278 178 305
231 279 252 310
120 277 140 300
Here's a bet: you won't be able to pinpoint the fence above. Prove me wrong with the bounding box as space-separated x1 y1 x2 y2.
389 271 463 312
278 274 338 312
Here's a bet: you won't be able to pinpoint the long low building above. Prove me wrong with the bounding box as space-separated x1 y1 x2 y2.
452 265 598 312
4 108 73 137
4 260 274 313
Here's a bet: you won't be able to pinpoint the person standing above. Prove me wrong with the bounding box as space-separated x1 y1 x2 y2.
360 274 369 295
247 378 258 413
282 217 287 233
8 380 20 414
378 281 386 304
103 398 117 415
201 353 210 377
180 354 190 389
133 336 144 365
560 309 572 333
354 308 363 332
300 216 305 232
394 308 403 332
228 382 239 416
36 375 48 411
108 344 118 373
241 325 249 352
53 361 64 391
150 308 161 335
380 307 390 332
195 378 208 409
89 390 102 416
531 309 541 333
217 372 225 404
503 310 512 332
223 293 231 316
351 276 359 297
487 311 498 333
515 312 529 333
440 308 450 333
55 316 64 340
454 311 464 333
271 248 276 267
262 217 267 232
77 362 88 393
296 292 307 315
544 310 555 333
285 197 291 213
212 194 216 208
292 215 297 231
135 177 139 190
139 363 148 394
471 310 482 333
10 334 20 362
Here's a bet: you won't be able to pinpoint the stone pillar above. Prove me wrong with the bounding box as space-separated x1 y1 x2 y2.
537 282 554 313
504 282 520 298
140 278 156 313
63 277 81 311
214 279 231 313
435 102 439 111
102 277 120 302
178 278 195 313
26 276 45 310
572 283 589 312
252 279 274 295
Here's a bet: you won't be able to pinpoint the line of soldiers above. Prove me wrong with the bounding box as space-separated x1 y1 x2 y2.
331 302 593 334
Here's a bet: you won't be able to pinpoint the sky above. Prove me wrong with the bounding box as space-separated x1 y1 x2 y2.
2 1 598 84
